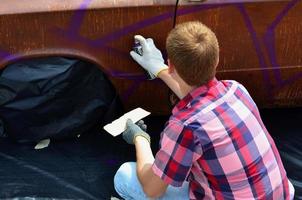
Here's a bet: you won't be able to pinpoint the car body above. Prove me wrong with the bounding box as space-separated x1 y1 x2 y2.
0 0 301 114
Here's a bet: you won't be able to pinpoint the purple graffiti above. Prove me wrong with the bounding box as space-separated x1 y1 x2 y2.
236 4 273 98
68 0 93 34
0 0 301 101
0 50 21 66
0 50 11 60
106 69 145 80
263 0 302 88
55 1 234 101
89 4 229 47
121 79 145 102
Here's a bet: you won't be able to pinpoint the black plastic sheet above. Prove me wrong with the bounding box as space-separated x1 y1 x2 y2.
261 108 302 199
0 129 136 199
0 57 300 199
0 115 168 199
0 57 122 143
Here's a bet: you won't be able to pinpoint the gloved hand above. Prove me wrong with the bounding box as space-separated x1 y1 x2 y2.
123 119 151 145
130 35 168 77
136 120 147 132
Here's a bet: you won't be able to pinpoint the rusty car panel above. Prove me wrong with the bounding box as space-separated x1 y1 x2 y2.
0 0 301 114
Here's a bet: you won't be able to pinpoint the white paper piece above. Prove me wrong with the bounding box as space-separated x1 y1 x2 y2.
103 107 150 137
34 139 50 150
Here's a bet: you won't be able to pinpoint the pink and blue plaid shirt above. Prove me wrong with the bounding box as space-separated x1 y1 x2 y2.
152 78 290 199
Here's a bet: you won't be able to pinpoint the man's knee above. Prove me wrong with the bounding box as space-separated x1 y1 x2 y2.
114 162 136 192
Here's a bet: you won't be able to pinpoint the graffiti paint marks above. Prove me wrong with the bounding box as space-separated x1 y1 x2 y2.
0 0 301 103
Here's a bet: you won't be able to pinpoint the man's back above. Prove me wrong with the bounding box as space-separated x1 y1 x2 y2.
115 21 294 200
162 79 290 199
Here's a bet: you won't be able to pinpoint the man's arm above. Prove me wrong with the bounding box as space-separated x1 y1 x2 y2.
122 120 168 198
157 69 182 99
134 136 168 198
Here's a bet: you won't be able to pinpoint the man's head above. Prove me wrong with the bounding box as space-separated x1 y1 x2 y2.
166 21 219 86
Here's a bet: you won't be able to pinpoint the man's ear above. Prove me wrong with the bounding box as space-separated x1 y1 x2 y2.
167 59 175 74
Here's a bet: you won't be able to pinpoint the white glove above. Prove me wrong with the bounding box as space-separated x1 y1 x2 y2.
130 35 168 77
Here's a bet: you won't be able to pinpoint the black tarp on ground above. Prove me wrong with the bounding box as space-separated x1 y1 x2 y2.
0 115 168 200
0 58 300 199
261 108 302 200
0 57 122 143
0 129 136 200
0 110 301 199
0 57 125 199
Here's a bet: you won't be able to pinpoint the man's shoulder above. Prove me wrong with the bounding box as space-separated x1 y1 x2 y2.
163 115 201 137
219 79 251 96
174 80 256 123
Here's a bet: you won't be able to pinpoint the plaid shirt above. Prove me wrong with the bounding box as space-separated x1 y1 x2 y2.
152 78 290 199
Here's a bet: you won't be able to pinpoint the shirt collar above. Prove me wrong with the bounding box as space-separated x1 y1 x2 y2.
172 78 218 114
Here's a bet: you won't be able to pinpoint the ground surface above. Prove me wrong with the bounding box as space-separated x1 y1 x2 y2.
0 108 301 199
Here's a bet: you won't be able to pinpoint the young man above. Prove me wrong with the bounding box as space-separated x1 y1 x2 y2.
114 21 295 199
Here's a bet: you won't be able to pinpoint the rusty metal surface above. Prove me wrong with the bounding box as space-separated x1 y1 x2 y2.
0 0 155 15
179 0 290 4
0 0 301 114
168 0 289 5
178 0 302 109
0 4 175 114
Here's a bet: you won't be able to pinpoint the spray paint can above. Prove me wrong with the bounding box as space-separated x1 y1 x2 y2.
133 39 156 80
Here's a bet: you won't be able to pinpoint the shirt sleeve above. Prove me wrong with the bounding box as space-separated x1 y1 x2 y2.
152 119 200 187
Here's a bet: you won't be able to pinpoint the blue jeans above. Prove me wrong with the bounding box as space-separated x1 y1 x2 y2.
114 162 295 200
114 162 189 200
